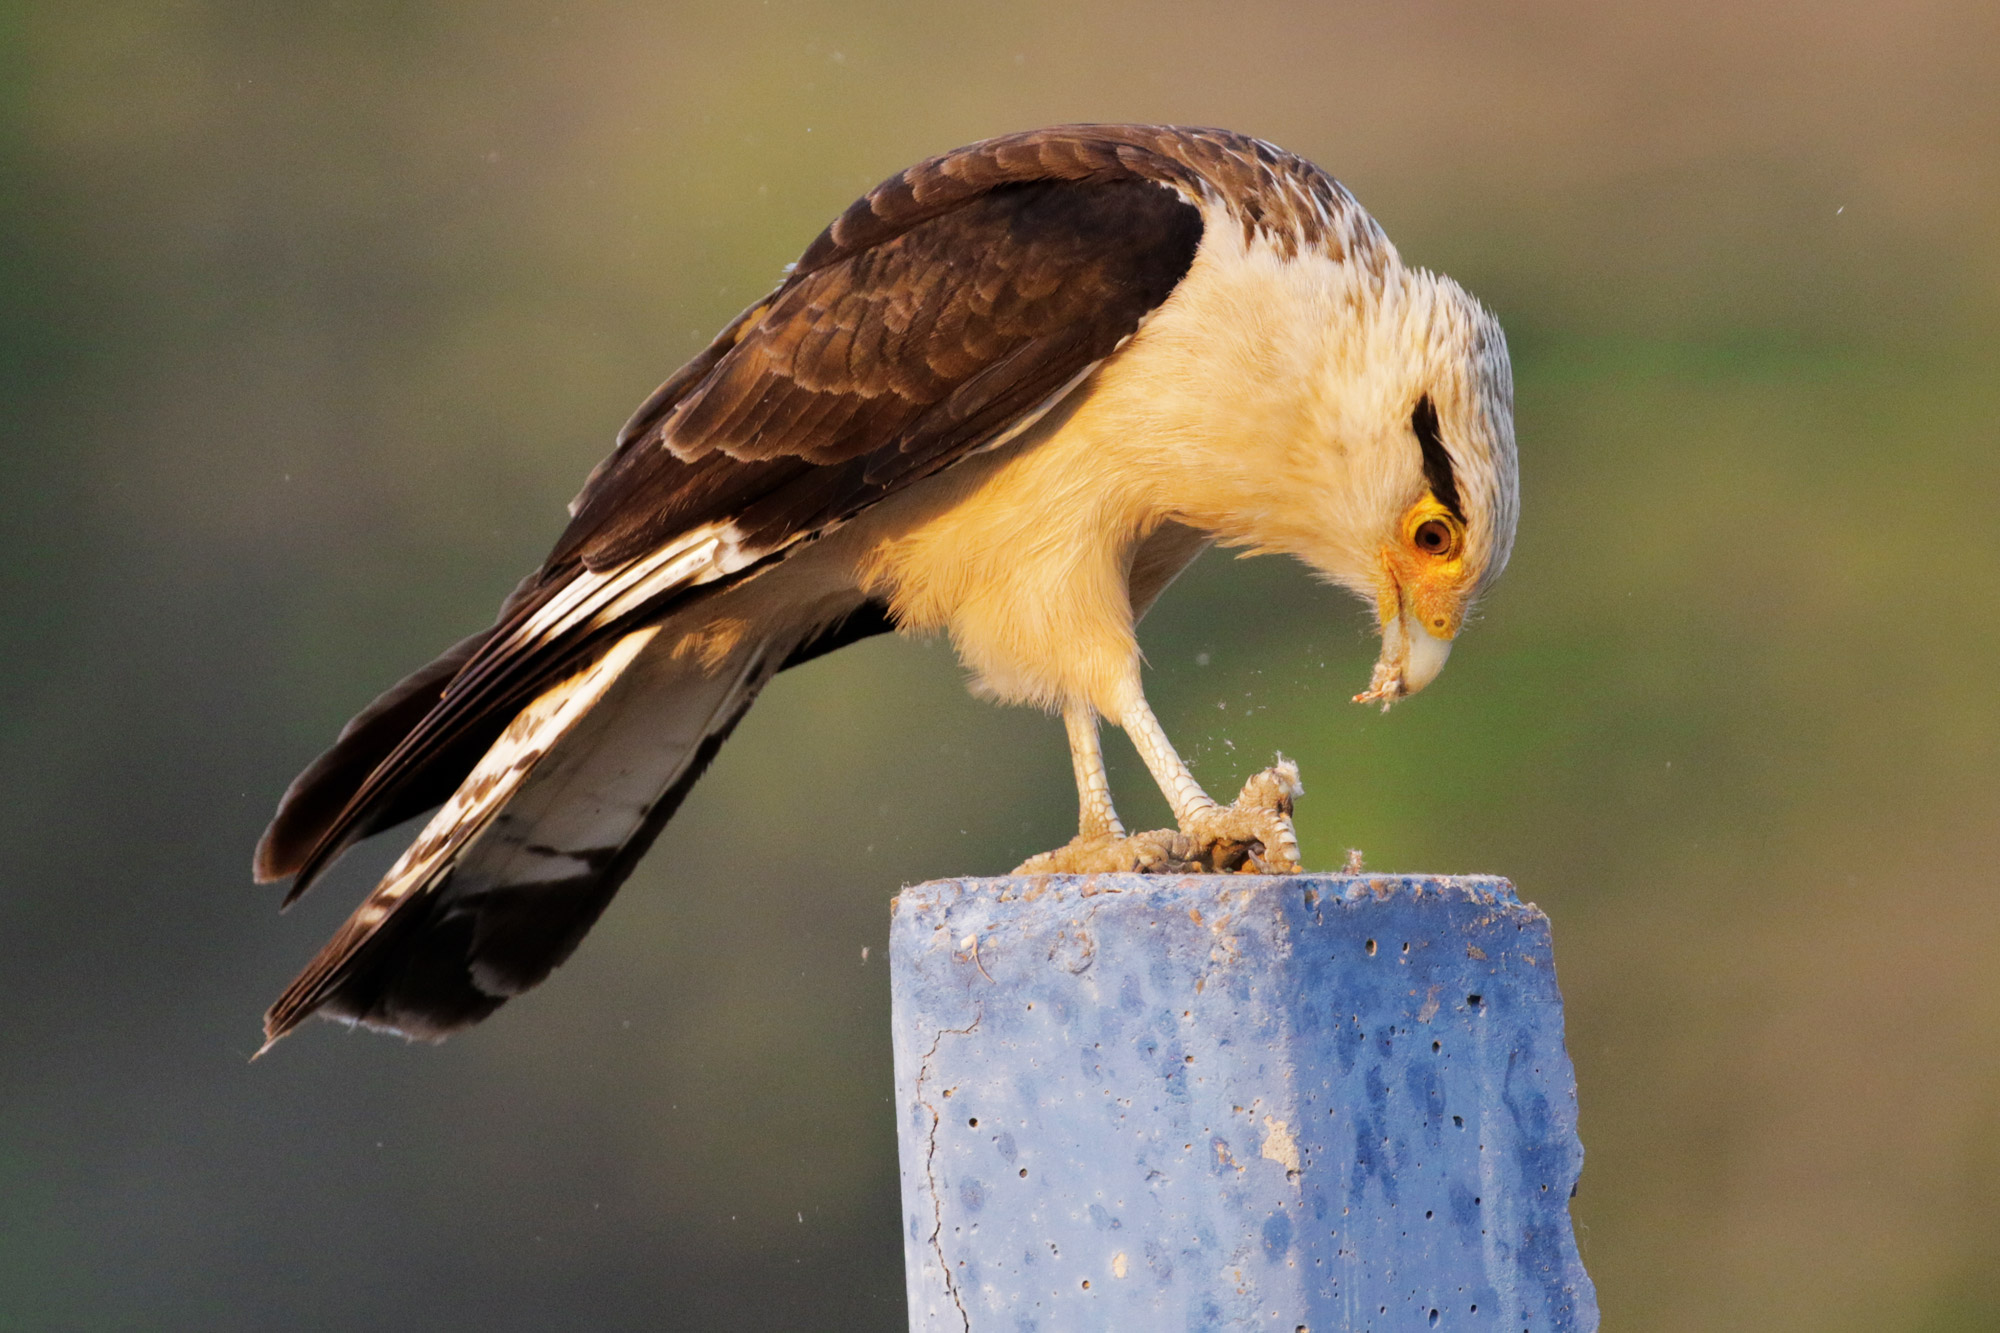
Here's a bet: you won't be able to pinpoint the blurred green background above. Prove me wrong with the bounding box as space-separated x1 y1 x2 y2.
4 1 1997 1328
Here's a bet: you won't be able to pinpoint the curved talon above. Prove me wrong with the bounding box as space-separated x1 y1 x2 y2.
1177 758 1305 873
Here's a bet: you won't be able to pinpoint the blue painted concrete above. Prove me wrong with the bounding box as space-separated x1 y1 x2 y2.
889 874 1597 1332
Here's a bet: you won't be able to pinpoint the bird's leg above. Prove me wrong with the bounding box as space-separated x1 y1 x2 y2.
1068 706 1124 838
1013 692 1305 875
1013 707 1188 874
1118 692 1304 873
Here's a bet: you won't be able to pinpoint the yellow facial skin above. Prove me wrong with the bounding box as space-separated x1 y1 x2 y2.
1355 493 1476 708
1383 494 1473 638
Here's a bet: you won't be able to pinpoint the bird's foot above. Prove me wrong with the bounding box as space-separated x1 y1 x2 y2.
1177 758 1305 873
1013 759 1306 876
1014 828 1197 875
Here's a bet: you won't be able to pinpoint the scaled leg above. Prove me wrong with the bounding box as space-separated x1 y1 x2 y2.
1067 706 1124 838
1117 691 1304 872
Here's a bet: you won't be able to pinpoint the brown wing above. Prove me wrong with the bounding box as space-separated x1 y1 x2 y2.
554 173 1203 570
257 127 1209 905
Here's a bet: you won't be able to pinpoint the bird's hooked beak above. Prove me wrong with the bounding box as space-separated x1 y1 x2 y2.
1353 527 1467 711
1354 606 1453 711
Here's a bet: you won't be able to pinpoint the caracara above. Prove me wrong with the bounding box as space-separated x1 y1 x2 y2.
254 124 1517 1048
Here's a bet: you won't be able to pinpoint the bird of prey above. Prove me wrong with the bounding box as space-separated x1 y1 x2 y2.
254 124 1516 1049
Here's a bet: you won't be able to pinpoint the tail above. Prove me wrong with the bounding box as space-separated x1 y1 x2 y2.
259 626 788 1049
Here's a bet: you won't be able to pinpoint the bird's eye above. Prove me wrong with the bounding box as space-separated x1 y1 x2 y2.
1413 519 1456 556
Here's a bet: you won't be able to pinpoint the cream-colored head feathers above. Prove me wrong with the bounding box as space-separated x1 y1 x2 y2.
844 187 1516 717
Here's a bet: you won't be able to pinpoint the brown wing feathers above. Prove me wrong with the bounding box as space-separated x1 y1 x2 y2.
259 126 1224 1042
252 626 492 884
559 176 1202 571
252 569 551 885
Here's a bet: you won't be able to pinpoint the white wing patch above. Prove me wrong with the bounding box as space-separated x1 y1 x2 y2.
455 640 767 898
320 513 798 947
353 625 661 924
517 524 746 645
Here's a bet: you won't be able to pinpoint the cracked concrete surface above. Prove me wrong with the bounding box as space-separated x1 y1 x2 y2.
887 873 1595 1330
915 1007 981 1332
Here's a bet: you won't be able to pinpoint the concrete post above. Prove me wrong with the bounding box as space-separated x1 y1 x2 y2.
889 873 1597 1332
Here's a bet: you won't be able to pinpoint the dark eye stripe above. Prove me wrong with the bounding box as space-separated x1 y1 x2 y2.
1412 394 1465 523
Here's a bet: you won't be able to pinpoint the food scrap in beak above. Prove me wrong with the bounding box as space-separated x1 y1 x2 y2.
1353 609 1454 711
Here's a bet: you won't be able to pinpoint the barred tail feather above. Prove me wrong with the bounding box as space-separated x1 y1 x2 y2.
260 625 784 1049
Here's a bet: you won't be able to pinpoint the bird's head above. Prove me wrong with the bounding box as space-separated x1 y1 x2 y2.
1329 271 1517 709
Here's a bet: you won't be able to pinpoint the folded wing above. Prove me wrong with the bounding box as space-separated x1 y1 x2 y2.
256 126 1214 1042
